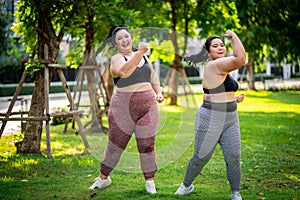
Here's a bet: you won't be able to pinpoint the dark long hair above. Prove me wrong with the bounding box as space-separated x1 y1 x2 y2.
184 35 223 66
107 25 129 45
96 25 136 55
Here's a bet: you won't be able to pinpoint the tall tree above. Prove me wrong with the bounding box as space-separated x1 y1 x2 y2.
12 0 78 153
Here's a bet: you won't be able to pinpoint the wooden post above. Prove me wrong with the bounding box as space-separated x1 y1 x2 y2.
69 65 109 133
44 65 52 158
0 62 90 157
0 71 28 138
55 66 90 148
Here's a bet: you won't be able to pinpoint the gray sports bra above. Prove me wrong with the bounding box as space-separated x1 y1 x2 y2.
113 56 151 88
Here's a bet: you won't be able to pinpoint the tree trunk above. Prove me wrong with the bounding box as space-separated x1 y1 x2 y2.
167 21 182 105
168 67 179 105
247 58 256 90
15 70 45 153
81 14 106 132
102 61 114 103
82 53 104 132
16 8 61 154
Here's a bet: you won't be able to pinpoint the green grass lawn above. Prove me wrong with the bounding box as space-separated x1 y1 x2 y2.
0 91 299 200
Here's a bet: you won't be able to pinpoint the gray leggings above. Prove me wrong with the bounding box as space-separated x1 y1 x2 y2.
183 103 241 192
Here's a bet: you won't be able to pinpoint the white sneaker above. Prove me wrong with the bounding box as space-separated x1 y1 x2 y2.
175 183 194 195
230 190 242 200
89 176 112 190
145 180 157 194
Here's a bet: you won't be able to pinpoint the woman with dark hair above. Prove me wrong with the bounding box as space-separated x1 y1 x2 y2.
89 25 164 194
175 30 246 200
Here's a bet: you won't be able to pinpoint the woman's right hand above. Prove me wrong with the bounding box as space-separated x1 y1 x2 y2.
224 30 235 39
138 42 149 54
235 93 244 103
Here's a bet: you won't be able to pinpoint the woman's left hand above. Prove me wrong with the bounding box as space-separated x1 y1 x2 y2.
235 93 244 103
156 93 164 103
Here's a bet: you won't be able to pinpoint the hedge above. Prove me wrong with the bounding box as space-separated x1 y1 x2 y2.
0 82 86 97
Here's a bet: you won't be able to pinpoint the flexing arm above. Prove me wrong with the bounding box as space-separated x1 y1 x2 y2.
217 30 246 73
226 30 246 67
111 42 149 77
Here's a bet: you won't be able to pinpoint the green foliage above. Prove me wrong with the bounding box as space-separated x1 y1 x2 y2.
191 0 240 38
0 47 22 75
149 40 174 63
24 59 45 77
6 0 300 81
11 0 79 55
0 1 14 56
64 51 82 69
0 91 299 199
236 0 300 64
11 0 37 53
187 76 202 84
64 0 140 67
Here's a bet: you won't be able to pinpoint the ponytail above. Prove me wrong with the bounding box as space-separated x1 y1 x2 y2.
184 47 209 66
184 35 223 66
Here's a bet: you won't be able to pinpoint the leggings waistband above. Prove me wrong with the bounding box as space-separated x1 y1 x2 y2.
202 100 237 112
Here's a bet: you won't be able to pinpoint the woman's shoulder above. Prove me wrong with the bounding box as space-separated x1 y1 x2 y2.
111 53 127 64
204 60 219 72
206 58 233 75
111 53 121 60
204 62 228 78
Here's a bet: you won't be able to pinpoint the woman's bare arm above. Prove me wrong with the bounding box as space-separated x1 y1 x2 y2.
216 30 246 74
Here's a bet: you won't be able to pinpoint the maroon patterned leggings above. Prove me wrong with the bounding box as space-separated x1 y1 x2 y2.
100 90 158 179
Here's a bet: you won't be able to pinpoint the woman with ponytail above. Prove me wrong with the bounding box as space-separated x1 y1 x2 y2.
175 30 246 200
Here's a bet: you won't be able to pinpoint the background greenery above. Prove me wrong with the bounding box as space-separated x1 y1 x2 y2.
1 0 300 86
0 91 299 200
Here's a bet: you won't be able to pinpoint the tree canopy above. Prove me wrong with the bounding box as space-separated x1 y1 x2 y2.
11 0 300 69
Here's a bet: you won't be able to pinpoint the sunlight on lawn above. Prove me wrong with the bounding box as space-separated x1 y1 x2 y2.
237 91 300 113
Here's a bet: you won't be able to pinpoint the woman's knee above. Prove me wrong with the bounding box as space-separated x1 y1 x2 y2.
190 153 210 167
137 137 155 153
225 152 240 166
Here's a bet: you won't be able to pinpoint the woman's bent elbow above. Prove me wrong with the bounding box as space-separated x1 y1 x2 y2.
237 56 246 67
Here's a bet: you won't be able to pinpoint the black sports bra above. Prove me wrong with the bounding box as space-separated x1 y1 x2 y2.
203 74 239 94
113 56 151 88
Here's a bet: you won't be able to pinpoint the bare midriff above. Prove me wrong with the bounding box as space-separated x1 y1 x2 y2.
116 82 152 93
203 91 236 103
